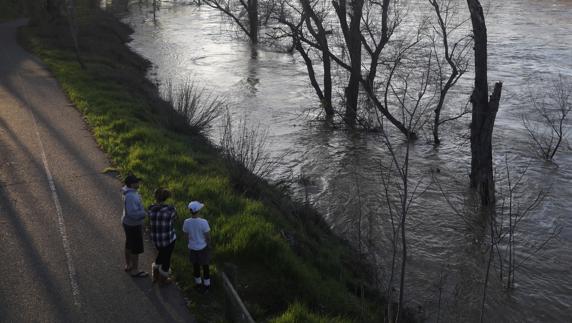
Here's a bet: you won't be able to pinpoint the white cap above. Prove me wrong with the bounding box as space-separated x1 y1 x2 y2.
188 201 204 213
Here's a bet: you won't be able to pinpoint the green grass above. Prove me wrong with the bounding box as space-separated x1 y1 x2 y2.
271 303 351 323
0 0 28 21
20 6 387 323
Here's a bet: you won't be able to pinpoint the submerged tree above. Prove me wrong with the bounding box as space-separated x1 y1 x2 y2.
332 0 364 125
204 0 259 43
522 74 572 161
274 0 334 117
466 0 502 206
428 0 471 144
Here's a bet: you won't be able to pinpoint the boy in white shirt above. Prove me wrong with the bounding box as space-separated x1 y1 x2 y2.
182 201 211 291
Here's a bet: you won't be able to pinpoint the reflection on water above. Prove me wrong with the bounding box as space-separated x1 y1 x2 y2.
114 0 572 321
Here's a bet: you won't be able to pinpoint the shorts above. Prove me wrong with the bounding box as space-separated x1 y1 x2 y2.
189 247 210 266
123 224 144 254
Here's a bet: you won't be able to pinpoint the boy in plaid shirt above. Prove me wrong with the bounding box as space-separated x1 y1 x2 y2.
148 188 177 284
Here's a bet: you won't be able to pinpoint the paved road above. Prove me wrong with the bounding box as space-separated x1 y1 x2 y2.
0 20 194 322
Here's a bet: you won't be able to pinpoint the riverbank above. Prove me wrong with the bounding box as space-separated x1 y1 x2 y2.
0 0 27 22
17 4 401 322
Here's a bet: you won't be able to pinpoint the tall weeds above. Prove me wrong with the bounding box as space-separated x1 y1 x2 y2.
219 111 280 193
162 79 224 135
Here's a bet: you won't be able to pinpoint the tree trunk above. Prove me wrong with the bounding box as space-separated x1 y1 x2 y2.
248 0 258 44
46 0 64 20
322 43 333 117
300 0 334 117
334 0 363 126
433 94 445 144
467 0 502 206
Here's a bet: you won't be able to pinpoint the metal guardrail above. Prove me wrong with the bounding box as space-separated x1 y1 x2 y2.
222 270 255 323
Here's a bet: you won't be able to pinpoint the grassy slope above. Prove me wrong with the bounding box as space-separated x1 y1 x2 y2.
18 5 387 323
0 0 27 21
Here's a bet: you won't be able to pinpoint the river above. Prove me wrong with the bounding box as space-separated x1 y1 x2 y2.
104 0 572 321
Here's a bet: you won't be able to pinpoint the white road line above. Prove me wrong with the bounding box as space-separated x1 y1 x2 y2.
17 74 82 307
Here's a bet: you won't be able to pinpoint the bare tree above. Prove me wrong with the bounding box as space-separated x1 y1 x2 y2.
274 0 428 138
46 0 64 20
466 0 502 206
375 53 433 321
378 134 429 322
274 0 334 117
522 74 572 161
428 0 471 144
204 0 259 43
492 157 561 289
332 0 364 125
359 0 421 139
64 0 85 69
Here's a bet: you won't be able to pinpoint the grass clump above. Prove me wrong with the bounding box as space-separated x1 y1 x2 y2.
20 3 388 322
271 302 351 323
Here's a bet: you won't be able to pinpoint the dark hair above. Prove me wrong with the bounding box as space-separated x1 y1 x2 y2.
124 174 140 187
154 188 171 203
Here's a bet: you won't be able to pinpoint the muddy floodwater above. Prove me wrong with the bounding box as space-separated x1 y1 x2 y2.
105 0 572 321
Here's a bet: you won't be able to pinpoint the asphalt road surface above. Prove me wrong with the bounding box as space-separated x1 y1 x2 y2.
0 20 194 322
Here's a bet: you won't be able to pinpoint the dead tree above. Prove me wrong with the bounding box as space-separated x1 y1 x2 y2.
46 0 64 20
522 74 572 161
466 0 502 206
275 0 334 117
377 52 433 321
204 0 259 43
248 0 259 43
358 0 420 139
64 0 86 69
332 0 365 126
429 0 470 144
300 0 333 116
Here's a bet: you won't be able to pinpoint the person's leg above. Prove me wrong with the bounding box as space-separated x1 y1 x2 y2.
190 249 202 287
123 224 132 271
130 253 139 272
202 264 210 289
161 241 176 272
155 244 173 284
129 225 147 277
124 248 132 272
199 248 210 290
152 246 162 283
155 247 163 266
193 263 202 286
157 258 172 285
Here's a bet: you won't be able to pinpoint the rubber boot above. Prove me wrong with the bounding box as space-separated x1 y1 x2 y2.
159 267 172 285
151 263 160 283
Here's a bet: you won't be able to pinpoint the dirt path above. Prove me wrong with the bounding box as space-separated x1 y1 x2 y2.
0 19 194 322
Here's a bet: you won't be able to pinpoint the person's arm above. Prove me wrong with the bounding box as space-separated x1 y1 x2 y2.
125 194 146 221
204 221 211 248
204 232 211 247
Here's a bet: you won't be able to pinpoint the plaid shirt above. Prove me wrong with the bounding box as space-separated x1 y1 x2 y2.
148 204 177 247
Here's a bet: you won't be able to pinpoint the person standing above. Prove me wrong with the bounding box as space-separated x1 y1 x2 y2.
182 201 211 292
148 188 177 284
122 174 148 277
